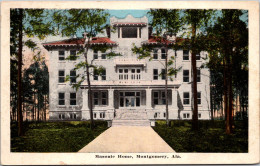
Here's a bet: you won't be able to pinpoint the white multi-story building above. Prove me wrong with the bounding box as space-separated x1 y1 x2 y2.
43 15 211 126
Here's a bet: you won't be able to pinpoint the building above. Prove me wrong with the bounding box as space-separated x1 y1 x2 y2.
43 15 211 126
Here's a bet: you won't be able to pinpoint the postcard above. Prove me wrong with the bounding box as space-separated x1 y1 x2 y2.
1 1 259 165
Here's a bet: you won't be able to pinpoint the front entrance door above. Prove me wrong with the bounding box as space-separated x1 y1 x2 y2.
120 91 140 108
125 97 135 107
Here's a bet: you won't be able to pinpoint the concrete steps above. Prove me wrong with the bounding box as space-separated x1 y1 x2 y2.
114 110 148 120
112 110 150 126
112 120 150 127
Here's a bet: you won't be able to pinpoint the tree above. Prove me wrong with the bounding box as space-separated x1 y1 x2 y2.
10 9 55 136
53 9 120 129
23 61 49 121
132 9 181 127
206 9 248 134
182 9 214 130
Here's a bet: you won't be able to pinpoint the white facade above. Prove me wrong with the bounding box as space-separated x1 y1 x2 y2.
43 15 211 123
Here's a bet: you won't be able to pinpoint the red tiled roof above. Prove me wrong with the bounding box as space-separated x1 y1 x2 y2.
90 37 117 44
43 37 117 46
142 36 173 45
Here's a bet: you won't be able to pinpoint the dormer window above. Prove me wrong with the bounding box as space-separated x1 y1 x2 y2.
122 27 137 38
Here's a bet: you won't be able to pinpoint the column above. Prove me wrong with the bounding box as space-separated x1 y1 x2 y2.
137 27 140 38
107 89 115 120
146 89 152 109
82 88 89 110
81 88 90 120
120 27 122 38
108 89 114 108
172 88 178 109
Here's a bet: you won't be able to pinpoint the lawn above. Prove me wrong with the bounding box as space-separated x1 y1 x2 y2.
153 120 248 152
11 121 108 152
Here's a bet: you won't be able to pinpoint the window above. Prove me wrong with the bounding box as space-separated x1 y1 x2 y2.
197 69 201 82
154 112 159 118
58 70 65 83
101 51 106 59
183 50 189 60
198 113 201 119
136 69 141 80
94 113 97 119
161 91 166 104
131 69 136 80
153 69 158 80
139 28 141 38
119 69 123 80
124 69 128 80
59 113 65 119
122 27 137 38
120 92 124 107
119 68 141 80
70 113 77 119
161 69 166 80
70 70 76 83
101 69 106 80
183 92 190 105
136 92 140 107
183 70 189 82
196 53 201 60
163 112 166 117
93 50 98 59
93 70 98 80
183 113 190 119
153 91 159 105
153 49 158 59
58 93 65 105
161 49 166 59
93 92 99 105
101 91 107 105
100 112 105 119
70 50 77 60
197 92 201 105
59 51 65 60
70 93 76 105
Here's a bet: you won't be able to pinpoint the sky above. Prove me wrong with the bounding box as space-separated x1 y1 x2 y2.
108 10 149 19
42 9 248 41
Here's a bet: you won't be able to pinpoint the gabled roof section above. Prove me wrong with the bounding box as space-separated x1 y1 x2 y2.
113 22 147 27
42 37 117 47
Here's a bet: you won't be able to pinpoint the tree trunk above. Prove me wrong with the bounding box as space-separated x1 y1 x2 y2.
224 60 231 134
37 93 40 122
165 48 169 127
191 22 198 131
83 37 94 129
44 95 47 121
210 82 214 121
17 9 24 136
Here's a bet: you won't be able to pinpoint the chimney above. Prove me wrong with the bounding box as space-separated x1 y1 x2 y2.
106 26 111 38
148 26 153 38
82 32 92 42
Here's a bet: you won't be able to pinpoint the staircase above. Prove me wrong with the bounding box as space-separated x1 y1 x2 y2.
112 110 150 127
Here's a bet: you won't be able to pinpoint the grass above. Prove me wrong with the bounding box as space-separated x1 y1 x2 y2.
153 120 248 152
11 121 108 152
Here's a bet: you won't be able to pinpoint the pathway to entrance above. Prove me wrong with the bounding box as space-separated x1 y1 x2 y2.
78 126 175 153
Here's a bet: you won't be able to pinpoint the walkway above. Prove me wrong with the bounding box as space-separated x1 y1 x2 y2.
78 126 175 153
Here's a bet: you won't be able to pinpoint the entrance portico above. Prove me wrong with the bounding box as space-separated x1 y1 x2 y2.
81 80 181 122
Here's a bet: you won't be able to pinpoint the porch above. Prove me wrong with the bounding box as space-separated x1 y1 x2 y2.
81 87 179 121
